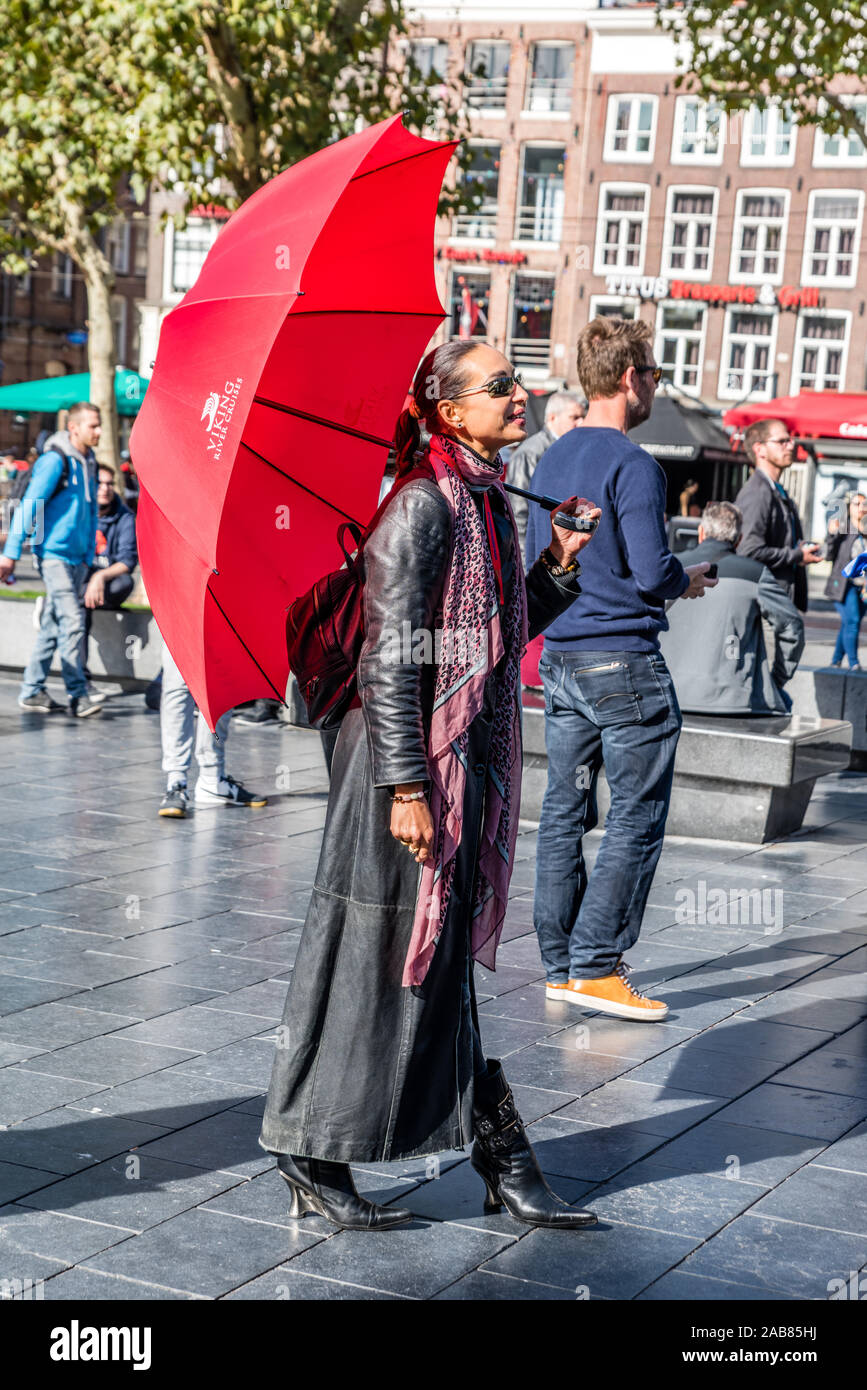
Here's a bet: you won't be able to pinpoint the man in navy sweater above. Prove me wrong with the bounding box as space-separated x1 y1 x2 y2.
526 317 715 1020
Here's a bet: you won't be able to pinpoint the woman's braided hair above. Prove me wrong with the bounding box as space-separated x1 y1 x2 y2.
393 340 481 478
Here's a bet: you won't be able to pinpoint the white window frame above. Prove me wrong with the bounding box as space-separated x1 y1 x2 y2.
409 38 449 81
594 182 650 277
800 188 864 289
740 103 797 167
465 40 511 116
661 185 718 281
670 96 725 166
111 294 128 365
812 98 867 168
790 309 851 394
522 40 573 119
448 268 492 341
164 216 223 299
105 219 131 275
603 94 658 164
51 253 73 298
507 270 555 379
451 140 500 242
718 307 780 402
655 301 707 398
588 294 640 321
728 188 790 286
513 143 566 246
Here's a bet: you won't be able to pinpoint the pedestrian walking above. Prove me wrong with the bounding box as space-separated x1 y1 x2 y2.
158 642 267 816
259 339 600 1232
734 420 822 612
824 491 867 671
526 316 715 1021
0 403 103 717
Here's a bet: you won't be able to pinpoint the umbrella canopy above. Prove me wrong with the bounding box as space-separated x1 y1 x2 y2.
130 115 456 729
724 391 867 441
0 367 149 416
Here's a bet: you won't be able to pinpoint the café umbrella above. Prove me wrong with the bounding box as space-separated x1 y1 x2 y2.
130 116 456 728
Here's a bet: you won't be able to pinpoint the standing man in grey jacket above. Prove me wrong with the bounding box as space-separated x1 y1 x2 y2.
660 501 805 714
734 419 822 613
506 391 584 557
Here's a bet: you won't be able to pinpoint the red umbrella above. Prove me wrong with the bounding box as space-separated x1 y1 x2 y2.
724 391 867 442
130 116 456 728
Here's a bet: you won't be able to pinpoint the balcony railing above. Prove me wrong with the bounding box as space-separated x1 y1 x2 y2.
508 337 552 370
452 210 498 239
525 78 573 113
514 203 563 243
466 79 508 110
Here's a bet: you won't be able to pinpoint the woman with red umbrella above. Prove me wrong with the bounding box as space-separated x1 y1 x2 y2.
259 339 601 1231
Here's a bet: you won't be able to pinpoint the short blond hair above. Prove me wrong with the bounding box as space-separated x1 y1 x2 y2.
576 317 654 400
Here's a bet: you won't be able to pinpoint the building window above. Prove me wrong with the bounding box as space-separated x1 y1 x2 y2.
133 224 149 277
466 41 510 112
671 97 724 164
515 145 565 244
170 217 222 295
604 96 657 162
51 254 73 298
791 312 849 392
588 295 639 321
730 190 788 283
105 219 130 275
802 190 863 287
719 308 778 400
111 295 128 364
453 144 500 240
524 42 573 114
813 98 867 166
409 38 448 80
740 103 796 166
508 273 554 374
594 185 649 275
656 303 706 395
449 271 490 339
662 188 717 278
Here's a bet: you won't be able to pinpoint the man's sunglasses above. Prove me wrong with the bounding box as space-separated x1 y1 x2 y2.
635 366 663 384
452 372 525 400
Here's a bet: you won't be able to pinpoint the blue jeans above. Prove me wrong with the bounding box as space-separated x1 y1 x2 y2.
832 585 866 667
533 648 682 981
21 556 89 700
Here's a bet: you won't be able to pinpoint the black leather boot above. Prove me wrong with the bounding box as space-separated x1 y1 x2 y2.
471 1060 597 1229
277 1154 413 1231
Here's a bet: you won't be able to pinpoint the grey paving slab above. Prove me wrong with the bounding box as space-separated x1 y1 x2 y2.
557 1079 726 1138
0 1203 135 1264
111 1005 268 1053
740 989 867 1032
477 983 576 1026
0 976 83 1016
195 980 287 1020
0 950 159 989
433 1269 575 1300
137 956 280 993
480 1221 700 1299
166 1037 276 1088
0 1040 51 1066
750 1162 867 1236
524 1115 666 1183
16 1035 198 1084
685 1016 835 1063
0 1068 108 1125
63 1071 258 1126
638 1270 799 1301
0 1002 138 1048
40 1265 202 1298
0 1160 61 1205
623 1045 783 1099
539 1017 692 1061
391 1155 592 1236
134 1107 273 1178
653 989 750 1029
773 1050 867 1100
810 1121 867 1175
18 1152 243 1231
651 1118 824 1191
0 1251 69 1290
225 1266 407 1300
282 1219 514 1300
677 1212 867 1298
586 1157 763 1238
81 1207 296 1298
714 1082 867 1141
778 967 867 1003
503 1045 633 1096
3 1106 170 1165
60 976 222 1019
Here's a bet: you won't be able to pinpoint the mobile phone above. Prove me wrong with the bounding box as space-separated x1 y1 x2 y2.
705 563 718 579
553 511 598 533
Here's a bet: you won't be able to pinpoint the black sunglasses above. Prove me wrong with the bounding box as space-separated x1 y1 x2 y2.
452 372 525 400
635 366 663 384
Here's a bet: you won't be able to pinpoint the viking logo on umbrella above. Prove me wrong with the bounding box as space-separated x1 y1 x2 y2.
201 392 220 432
200 379 244 459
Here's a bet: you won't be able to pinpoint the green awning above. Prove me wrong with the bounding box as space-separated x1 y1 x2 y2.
0 367 149 417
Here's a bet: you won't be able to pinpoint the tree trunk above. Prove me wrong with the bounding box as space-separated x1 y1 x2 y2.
79 247 120 472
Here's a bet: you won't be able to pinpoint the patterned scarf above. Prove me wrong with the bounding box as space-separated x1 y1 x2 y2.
402 433 529 988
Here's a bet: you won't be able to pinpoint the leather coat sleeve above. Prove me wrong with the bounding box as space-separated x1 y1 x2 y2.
525 557 581 641
357 479 452 788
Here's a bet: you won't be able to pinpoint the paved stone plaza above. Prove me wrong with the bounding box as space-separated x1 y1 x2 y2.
0 670 866 1301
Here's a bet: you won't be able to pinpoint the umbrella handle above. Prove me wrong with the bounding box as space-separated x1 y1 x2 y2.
337 521 365 565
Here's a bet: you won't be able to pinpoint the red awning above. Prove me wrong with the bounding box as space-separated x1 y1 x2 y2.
724 391 867 442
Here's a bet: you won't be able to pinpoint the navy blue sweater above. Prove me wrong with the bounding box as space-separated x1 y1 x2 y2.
526 427 689 652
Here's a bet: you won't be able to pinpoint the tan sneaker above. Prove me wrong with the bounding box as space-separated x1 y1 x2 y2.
553 961 669 1021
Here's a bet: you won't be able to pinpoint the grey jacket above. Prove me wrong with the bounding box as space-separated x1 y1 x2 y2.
734 467 808 612
659 537 805 715
504 426 555 559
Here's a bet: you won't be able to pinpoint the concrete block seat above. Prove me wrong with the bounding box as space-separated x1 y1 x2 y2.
521 693 852 843
784 664 867 767
0 595 162 685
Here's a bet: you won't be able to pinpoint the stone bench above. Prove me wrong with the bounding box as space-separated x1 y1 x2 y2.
0 595 162 684
521 697 853 843
785 665 867 769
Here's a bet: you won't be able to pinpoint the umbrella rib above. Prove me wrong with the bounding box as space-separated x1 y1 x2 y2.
349 142 457 185
207 586 287 706
252 397 393 449
239 440 364 526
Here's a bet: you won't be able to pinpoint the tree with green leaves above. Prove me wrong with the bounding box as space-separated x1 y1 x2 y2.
658 1 867 142
0 0 465 468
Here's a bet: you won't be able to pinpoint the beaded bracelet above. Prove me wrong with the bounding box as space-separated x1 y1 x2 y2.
392 790 426 803
540 546 579 577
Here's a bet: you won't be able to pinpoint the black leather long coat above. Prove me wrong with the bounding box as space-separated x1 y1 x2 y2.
259 463 581 1163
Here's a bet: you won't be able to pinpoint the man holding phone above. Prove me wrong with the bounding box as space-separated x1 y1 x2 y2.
734 420 821 612
526 317 716 1021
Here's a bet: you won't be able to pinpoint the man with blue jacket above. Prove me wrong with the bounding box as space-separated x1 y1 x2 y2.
0 402 103 717
526 318 715 1021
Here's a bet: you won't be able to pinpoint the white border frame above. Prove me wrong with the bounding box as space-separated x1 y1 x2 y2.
670 95 726 167
717 304 780 402
512 141 567 247
812 98 867 169
594 181 651 277
661 185 719 282
654 299 708 398
739 103 797 168
447 266 492 341
588 294 641 321
603 93 659 164
800 187 865 290
506 268 556 380
789 307 852 393
522 39 574 119
728 187 790 286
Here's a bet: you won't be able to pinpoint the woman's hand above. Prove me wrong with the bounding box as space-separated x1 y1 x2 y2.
549 496 602 566
390 785 434 864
